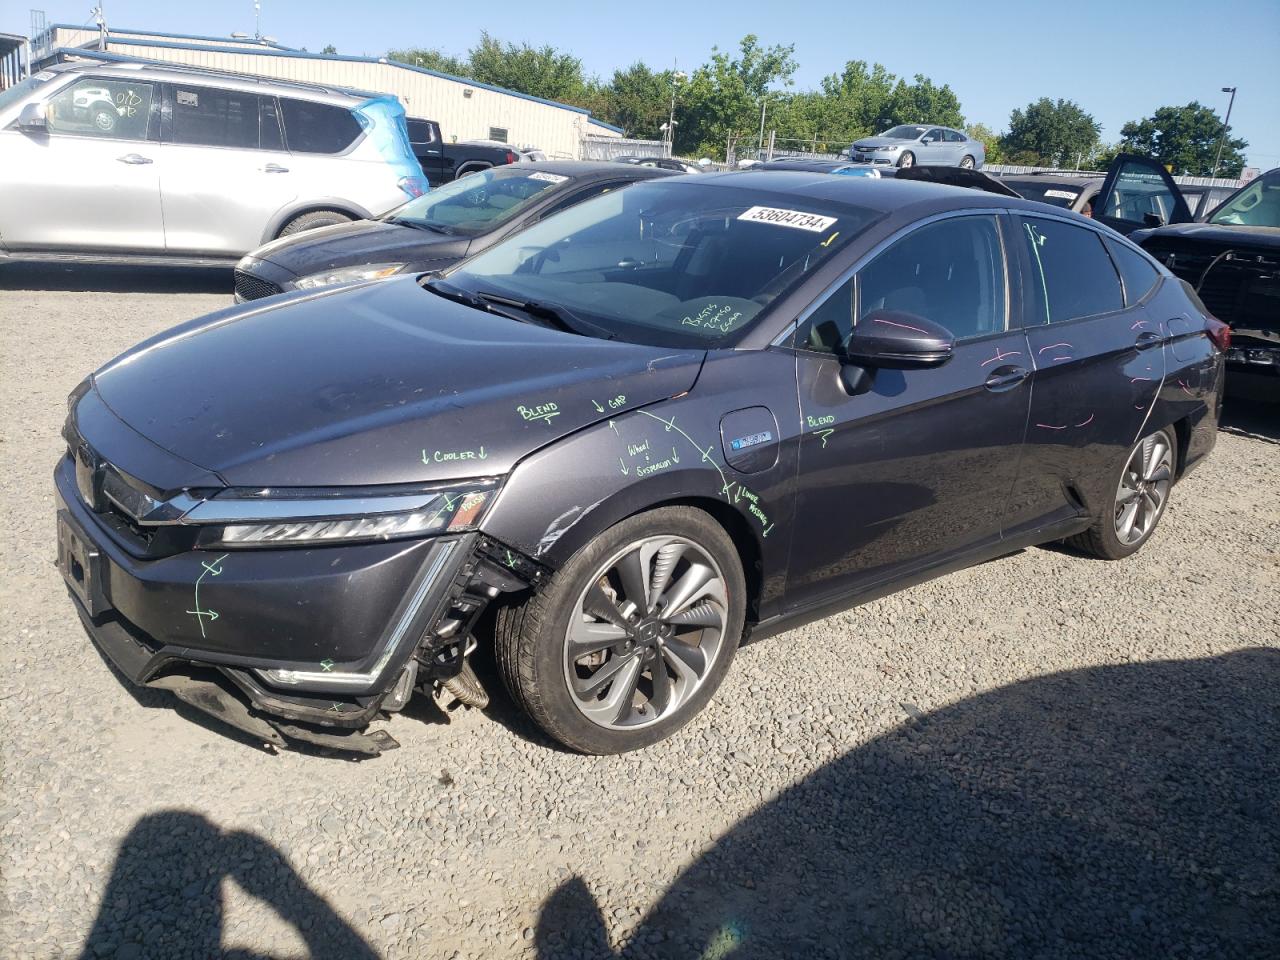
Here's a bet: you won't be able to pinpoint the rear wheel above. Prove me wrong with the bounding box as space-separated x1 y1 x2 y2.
959 155 976 169
1069 427 1176 559
278 209 353 237
897 151 915 168
495 506 745 754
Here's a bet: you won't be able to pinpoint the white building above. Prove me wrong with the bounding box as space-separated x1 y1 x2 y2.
32 23 623 158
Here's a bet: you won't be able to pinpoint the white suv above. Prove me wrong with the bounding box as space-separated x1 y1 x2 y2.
0 59 427 265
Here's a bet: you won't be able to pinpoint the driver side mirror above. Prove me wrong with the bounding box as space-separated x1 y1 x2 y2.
1143 212 1166 227
17 102 48 131
838 309 954 393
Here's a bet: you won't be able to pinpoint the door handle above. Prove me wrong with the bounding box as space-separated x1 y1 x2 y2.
984 365 1029 392
261 163 289 173
1135 331 1162 350
116 153 153 165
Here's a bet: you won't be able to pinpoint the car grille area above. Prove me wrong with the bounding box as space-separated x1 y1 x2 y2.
234 270 282 302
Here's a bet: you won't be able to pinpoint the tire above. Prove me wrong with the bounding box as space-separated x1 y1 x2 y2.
959 155 975 169
277 209 354 237
455 164 490 180
495 506 746 754
1068 426 1177 560
897 151 915 168
91 106 117 134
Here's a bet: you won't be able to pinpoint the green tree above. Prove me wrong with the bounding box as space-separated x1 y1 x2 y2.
677 35 798 157
1000 98 1100 167
466 31 593 104
321 44 337 55
885 75 963 129
605 63 676 140
1118 102 1247 177
388 46 471 77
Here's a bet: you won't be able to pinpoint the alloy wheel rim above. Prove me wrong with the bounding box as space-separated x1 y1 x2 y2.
960 156 974 168
562 535 728 731
900 153 914 167
1114 432 1173 545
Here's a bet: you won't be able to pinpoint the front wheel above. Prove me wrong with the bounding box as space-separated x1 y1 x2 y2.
495 506 745 754
278 209 353 237
897 151 915 168
1068 427 1176 560
959 155 975 169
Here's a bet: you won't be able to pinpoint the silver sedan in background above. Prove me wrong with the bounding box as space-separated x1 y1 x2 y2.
848 124 986 169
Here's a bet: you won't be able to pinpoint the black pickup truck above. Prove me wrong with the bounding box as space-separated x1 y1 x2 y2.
406 118 519 186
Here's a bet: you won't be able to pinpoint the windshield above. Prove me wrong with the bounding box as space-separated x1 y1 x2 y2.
880 125 926 140
0 73 51 113
1208 170 1280 227
385 168 571 236
443 180 877 348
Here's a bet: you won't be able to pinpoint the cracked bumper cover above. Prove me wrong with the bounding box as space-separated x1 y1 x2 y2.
55 456 535 750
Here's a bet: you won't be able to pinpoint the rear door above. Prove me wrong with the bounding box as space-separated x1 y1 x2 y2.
919 128 948 165
1092 154 1193 235
1003 213 1167 537
0 74 164 252
158 83 296 256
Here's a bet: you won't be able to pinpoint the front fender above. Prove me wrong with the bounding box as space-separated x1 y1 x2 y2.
481 349 802 621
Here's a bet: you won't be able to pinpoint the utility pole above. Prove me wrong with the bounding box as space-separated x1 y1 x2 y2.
757 96 768 157
91 5 107 50
663 68 685 158
1211 86 1237 180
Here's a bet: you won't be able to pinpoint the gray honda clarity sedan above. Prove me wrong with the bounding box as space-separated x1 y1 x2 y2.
57 172 1223 755
849 124 986 169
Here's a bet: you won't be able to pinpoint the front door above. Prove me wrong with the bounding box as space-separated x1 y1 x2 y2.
1092 154 1193 236
1003 214 1168 536
785 213 1031 610
0 75 163 252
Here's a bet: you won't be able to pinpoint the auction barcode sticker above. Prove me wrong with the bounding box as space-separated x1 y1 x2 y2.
528 172 569 183
737 206 838 232
1044 189 1079 201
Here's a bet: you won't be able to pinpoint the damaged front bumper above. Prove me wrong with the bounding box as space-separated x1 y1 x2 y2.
56 456 543 755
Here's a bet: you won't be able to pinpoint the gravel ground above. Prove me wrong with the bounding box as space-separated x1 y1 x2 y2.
2 275 1277 960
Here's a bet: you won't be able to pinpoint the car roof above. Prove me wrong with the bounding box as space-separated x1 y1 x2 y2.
691 170 1031 215
50 56 373 106
499 160 676 180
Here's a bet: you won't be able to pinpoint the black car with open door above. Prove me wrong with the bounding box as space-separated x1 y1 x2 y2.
1130 168 1279 387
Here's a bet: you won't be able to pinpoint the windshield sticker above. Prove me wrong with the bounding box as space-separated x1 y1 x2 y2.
34 71 57 81
176 89 198 107
737 206 838 232
1044 189 1079 201
527 172 569 184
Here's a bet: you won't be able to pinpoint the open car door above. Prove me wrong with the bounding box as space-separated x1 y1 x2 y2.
1092 154 1193 236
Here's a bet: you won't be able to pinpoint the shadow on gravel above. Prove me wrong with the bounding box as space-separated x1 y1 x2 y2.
1220 390 1280 444
0 262 231 294
537 649 1279 959
78 811 377 960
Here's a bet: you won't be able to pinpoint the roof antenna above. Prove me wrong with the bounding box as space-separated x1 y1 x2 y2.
90 3 107 50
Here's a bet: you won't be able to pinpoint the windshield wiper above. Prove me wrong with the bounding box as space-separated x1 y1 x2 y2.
420 277 493 312
474 291 616 340
387 217 453 236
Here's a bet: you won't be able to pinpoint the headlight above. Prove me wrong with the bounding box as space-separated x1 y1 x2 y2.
294 262 405 290
191 481 497 548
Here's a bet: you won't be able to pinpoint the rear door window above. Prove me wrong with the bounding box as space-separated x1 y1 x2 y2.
945 129 966 142
279 98 363 154
170 85 259 149
1019 217 1123 323
1106 240 1161 306
46 77 155 140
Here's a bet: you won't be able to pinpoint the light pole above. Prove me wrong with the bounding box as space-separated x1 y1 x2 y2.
665 70 686 158
1211 86 1237 180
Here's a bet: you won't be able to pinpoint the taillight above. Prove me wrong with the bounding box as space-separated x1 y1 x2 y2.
505 150 517 164
1206 315 1231 353
397 175 430 199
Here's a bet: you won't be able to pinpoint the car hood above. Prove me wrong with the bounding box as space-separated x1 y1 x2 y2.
852 137 910 149
248 219 471 279
1131 221 1280 247
91 278 705 487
